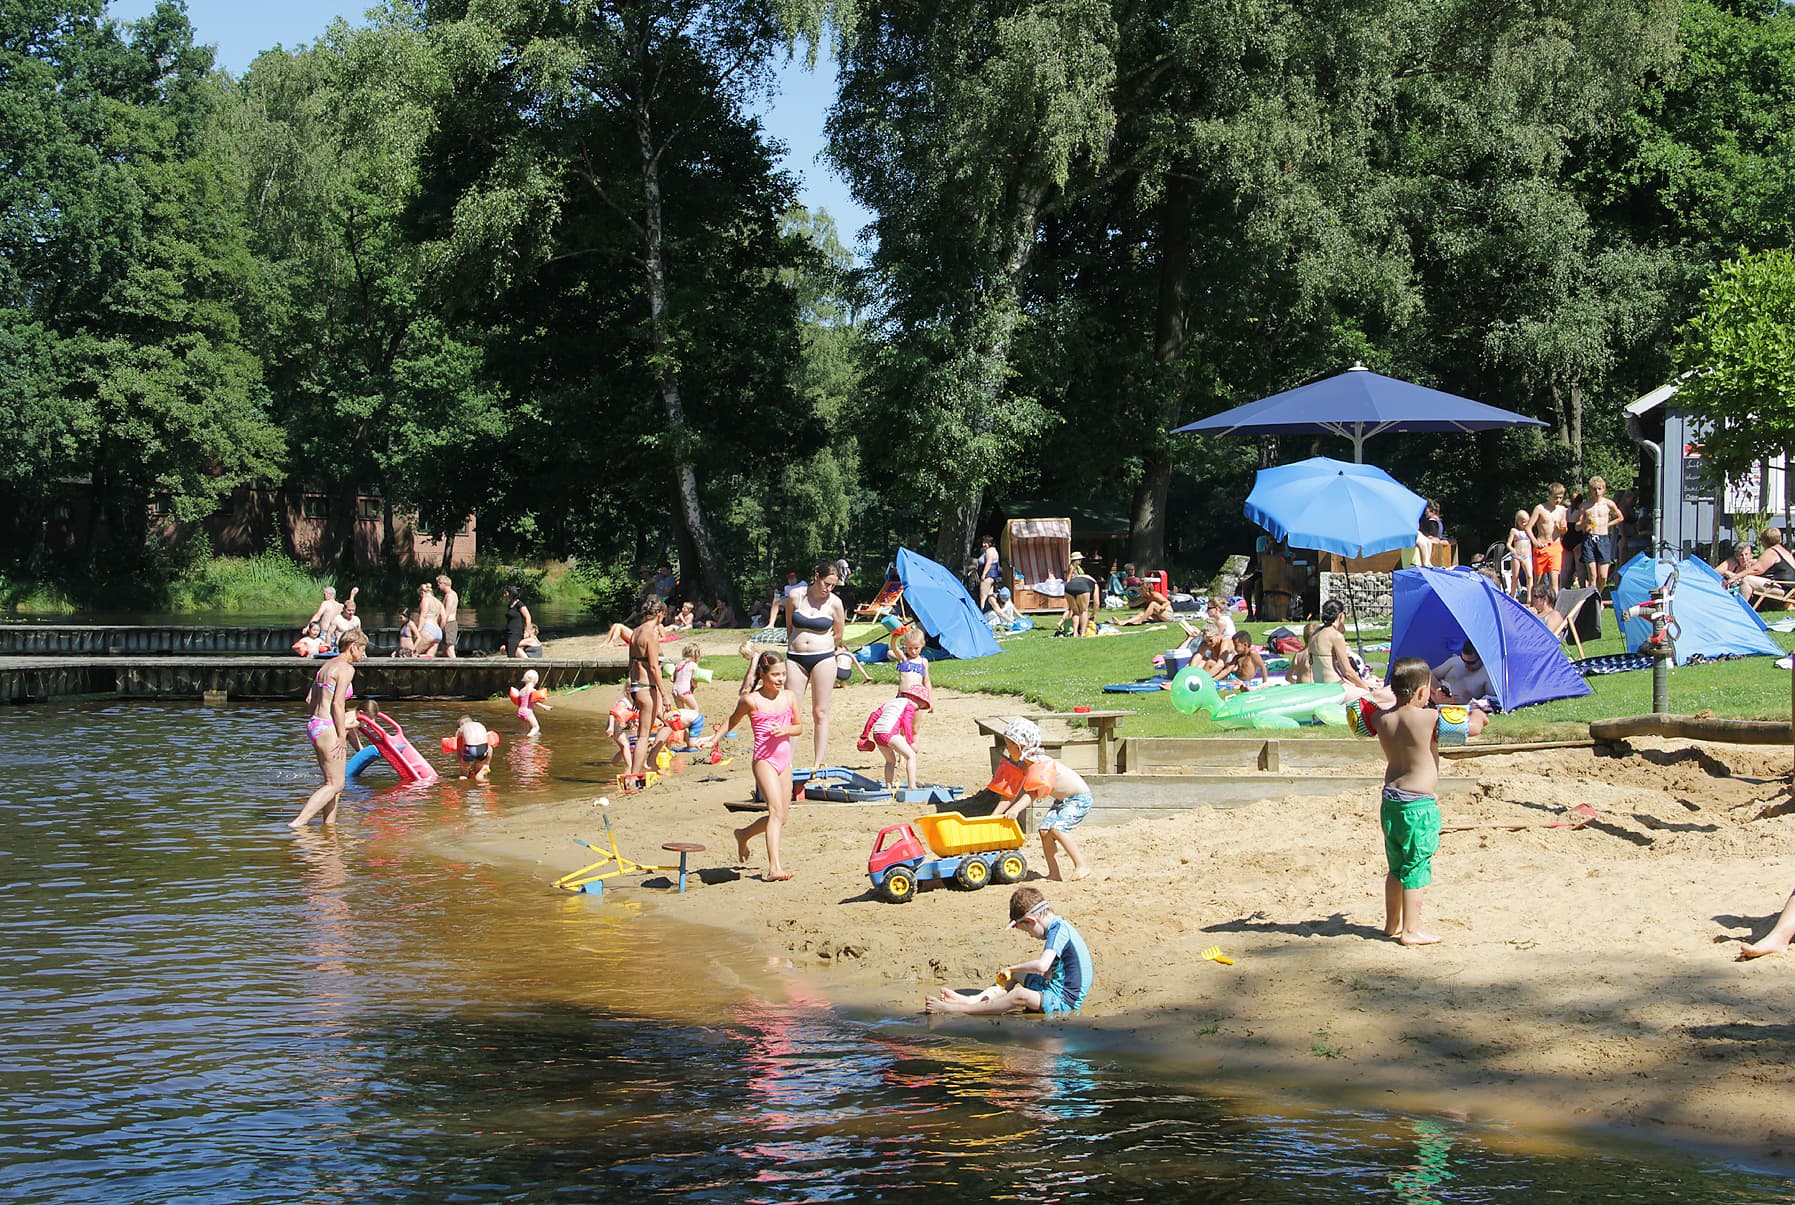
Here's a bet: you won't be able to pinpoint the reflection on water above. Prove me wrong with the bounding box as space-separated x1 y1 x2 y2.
0 702 1791 1203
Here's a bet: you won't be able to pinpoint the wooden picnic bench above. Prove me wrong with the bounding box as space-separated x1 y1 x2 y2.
975 710 1133 775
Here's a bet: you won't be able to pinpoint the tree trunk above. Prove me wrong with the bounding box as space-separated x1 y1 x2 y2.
1546 373 1571 448
935 492 983 582
635 97 737 613
320 479 360 577
1129 171 1195 573
382 495 399 573
1569 379 1585 481
935 183 1047 570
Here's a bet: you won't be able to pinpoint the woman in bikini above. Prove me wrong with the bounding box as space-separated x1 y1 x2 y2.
623 599 666 791
784 561 845 769
727 651 802 880
291 628 369 828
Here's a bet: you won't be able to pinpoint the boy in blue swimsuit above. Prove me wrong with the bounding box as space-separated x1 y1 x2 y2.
926 887 1094 1016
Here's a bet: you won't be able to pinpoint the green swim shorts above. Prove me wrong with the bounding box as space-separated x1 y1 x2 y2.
1380 788 1441 890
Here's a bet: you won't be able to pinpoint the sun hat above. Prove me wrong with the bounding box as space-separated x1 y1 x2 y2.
1008 900 1051 929
997 586 1012 600
899 683 933 711
1002 717 1043 761
1069 551 1084 561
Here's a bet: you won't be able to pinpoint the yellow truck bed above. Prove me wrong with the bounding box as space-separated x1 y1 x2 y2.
911 811 1025 857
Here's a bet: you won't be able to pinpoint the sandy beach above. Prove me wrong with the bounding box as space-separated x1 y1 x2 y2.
438 644 1795 1159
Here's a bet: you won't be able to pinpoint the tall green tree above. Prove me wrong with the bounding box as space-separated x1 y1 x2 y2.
828 0 1118 569
412 0 808 608
221 20 505 573
1675 247 1795 485
0 0 281 572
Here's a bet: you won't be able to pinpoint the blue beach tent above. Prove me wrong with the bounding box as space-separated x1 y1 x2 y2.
1390 567 1591 709
1612 553 1780 665
896 547 1002 661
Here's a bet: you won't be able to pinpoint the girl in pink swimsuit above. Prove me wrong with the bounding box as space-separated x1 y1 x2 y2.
292 629 368 828
726 651 801 880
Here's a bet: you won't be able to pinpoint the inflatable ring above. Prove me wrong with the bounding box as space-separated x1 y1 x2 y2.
1169 666 1208 715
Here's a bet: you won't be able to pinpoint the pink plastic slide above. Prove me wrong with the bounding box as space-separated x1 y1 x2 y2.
357 711 440 785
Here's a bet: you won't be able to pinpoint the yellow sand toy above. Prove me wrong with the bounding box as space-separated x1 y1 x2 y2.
554 798 673 894
1200 945 1235 966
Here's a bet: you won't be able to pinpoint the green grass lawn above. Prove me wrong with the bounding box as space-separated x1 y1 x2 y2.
919 610 1795 742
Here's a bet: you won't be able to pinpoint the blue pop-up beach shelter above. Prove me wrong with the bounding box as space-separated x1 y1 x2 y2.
1612 553 1780 665
1390 567 1591 709
896 547 1002 661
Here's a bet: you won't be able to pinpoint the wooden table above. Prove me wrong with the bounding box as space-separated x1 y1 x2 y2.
975 710 1133 775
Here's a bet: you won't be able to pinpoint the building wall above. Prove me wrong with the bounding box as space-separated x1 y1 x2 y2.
193 486 476 570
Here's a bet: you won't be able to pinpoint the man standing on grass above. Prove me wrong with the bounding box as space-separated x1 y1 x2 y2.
1528 483 1568 591
1579 477 1625 596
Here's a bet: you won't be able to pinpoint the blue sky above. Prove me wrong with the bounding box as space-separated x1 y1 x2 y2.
106 0 874 251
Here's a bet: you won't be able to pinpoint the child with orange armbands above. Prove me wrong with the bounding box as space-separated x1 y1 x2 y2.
511 668 551 736
604 690 637 765
992 718 1093 882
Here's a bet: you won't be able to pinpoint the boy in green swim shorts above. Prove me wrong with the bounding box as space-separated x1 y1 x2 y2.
1362 656 1444 947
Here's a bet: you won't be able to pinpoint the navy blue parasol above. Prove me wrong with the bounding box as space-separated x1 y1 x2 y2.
1174 363 1544 461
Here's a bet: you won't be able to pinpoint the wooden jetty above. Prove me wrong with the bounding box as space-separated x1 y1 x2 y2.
0 622 514 656
0 654 627 704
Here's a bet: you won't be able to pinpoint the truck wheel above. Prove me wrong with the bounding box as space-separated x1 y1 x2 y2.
992 852 1027 885
954 858 991 890
877 868 916 903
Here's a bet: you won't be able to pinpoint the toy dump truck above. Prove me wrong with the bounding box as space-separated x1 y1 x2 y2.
866 811 1028 903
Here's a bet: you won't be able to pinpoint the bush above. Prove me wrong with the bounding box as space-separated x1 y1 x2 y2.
166 544 328 613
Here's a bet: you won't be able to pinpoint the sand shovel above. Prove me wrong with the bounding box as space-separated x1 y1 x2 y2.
1443 803 1597 833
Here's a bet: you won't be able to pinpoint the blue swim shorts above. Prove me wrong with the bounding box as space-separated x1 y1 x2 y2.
1038 790 1093 833
1021 972 1078 1015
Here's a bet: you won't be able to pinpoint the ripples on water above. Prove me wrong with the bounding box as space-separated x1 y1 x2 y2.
0 702 1790 1203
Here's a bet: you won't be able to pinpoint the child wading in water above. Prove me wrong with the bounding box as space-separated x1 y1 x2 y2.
994 717 1093 882
1362 657 1446 946
726 651 802 881
926 887 1094 1016
455 714 494 783
514 668 551 737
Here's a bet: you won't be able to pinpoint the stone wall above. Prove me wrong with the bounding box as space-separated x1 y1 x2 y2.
1320 571 1393 620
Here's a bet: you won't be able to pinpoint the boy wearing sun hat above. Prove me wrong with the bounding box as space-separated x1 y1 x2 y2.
925 886 1094 1016
994 717 1094 881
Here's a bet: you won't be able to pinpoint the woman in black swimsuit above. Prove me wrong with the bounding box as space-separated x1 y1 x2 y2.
503 585 532 658
1063 551 1098 637
1726 526 1795 604
785 560 846 769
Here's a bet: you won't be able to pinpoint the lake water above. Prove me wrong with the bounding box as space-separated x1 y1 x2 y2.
2 701 1790 1202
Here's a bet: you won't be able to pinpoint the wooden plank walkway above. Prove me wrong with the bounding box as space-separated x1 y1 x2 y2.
0 654 627 703
0 623 513 656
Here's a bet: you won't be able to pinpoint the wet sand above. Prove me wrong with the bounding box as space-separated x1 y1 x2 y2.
436 645 1795 1159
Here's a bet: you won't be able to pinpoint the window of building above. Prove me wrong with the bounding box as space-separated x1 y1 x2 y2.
302 495 330 519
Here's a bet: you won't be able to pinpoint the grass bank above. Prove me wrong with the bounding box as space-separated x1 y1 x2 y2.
0 551 601 618
917 611 1795 742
